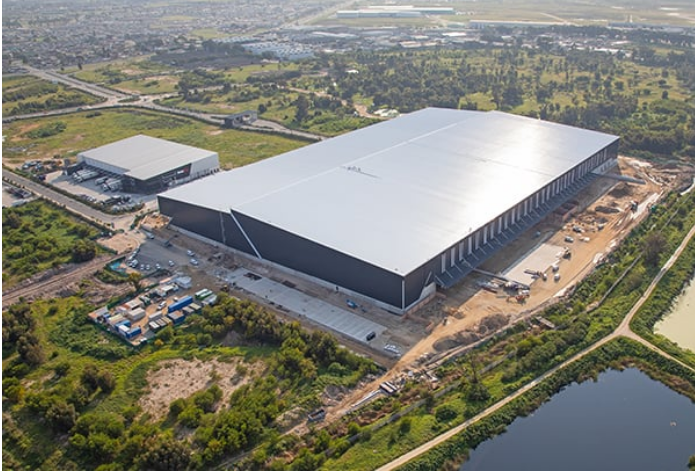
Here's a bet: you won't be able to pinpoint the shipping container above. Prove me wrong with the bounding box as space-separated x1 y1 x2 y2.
195 288 213 300
167 295 193 313
125 326 142 339
115 319 131 330
149 311 163 322
189 303 202 313
107 314 125 326
126 307 146 322
166 311 185 325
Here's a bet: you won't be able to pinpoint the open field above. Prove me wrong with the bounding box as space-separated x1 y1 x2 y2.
1 107 308 168
2 75 104 116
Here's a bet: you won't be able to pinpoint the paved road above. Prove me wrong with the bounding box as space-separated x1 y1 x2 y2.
21 64 129 101
2 169 125 228
377 221 695 471
5 66 324 141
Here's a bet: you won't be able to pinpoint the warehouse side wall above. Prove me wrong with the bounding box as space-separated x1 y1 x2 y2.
158 197 224 243
233 212 405 309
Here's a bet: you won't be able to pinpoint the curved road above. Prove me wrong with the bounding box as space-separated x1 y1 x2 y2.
5 66 324 141
377 221 695 471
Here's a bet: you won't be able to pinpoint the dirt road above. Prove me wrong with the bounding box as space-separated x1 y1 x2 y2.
2 254 121 308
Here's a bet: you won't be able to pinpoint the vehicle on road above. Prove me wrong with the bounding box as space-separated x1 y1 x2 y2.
168 260 175 267
190 258 199 266
187 250 195 256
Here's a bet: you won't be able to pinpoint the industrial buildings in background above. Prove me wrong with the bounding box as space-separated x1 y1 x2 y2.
76 135 219 194
158 108 619 314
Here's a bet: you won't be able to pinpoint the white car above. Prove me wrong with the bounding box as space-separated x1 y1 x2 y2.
186 250 195 257
190 258 199 266
168 260 175 267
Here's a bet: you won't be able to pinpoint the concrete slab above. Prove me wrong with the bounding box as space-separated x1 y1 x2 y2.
504 242 566 285
225 268 388 343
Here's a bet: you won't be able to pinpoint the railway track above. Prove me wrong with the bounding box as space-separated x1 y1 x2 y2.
2 255 121 308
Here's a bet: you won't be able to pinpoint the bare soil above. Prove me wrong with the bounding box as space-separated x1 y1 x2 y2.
138 357 262 422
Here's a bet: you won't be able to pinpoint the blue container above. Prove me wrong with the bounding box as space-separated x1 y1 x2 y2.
125 326 142 339
167 295 193 313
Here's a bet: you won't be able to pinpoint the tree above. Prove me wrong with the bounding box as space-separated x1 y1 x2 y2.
138 435 192 471
435 404 457 422
128 272 143 293
96 370 116 394
398 416 412 435
466 382 491 403
17 332 45 366
71 240 97 263
643 231 667 267
294 95 310 123
46 400 77 432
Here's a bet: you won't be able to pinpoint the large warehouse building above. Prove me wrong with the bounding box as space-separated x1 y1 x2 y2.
158 108 619 313
77 135 219 193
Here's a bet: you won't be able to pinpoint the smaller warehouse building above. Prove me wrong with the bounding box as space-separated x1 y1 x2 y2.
77 135 219 193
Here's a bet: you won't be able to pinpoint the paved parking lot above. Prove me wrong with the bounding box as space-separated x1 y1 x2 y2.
224 268 388 344
47 171 158 210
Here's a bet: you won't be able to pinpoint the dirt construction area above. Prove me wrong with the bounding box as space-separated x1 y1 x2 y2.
145 156 692 427
316 156 693 421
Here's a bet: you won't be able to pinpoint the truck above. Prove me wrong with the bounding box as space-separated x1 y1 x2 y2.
103 178 122 191
73 170 99 182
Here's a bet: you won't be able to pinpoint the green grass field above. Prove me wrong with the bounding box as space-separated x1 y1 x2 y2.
72 61 180 95
1 107 308 168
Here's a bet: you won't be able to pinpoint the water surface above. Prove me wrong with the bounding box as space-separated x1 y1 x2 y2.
461 368 695 471
655 277 695 352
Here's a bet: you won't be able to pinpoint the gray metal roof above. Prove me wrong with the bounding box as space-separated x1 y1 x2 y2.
79 135 217 181
160 109 618 275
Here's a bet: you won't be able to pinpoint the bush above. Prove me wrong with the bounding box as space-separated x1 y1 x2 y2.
435 404 458 423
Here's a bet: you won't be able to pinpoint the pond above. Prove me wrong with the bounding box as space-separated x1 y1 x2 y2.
655 276 695 352
460 368 695 471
